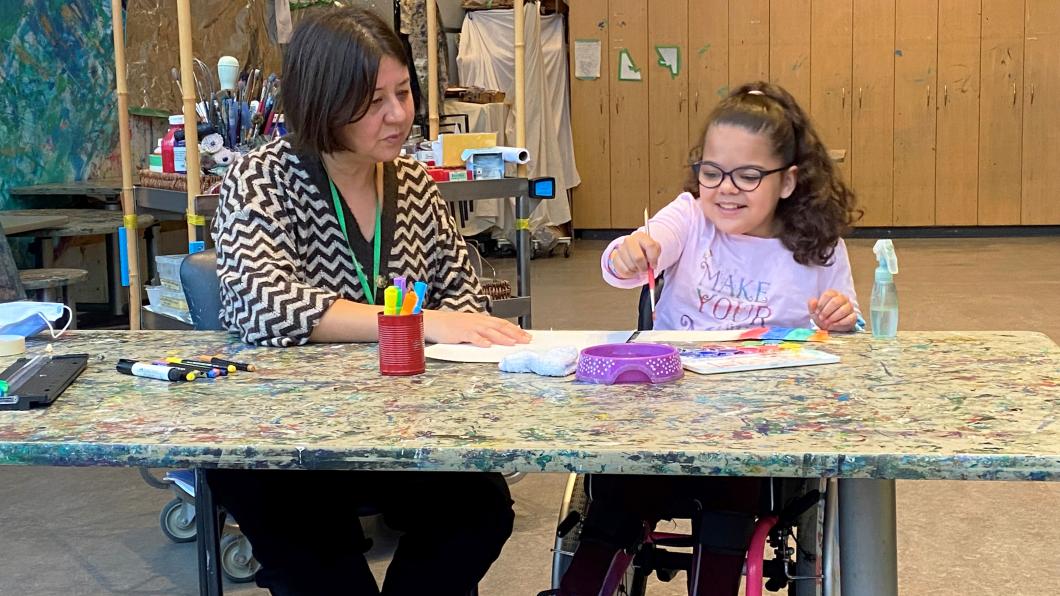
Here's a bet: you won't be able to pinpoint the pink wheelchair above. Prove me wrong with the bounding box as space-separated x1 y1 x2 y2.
544 474 840 596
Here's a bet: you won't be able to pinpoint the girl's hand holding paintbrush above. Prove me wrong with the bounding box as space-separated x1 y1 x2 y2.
608 231 662 280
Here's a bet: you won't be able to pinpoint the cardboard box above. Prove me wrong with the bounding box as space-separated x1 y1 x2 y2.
437 132 497 167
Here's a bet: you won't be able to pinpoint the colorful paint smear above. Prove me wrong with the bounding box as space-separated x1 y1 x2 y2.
0 2 119 209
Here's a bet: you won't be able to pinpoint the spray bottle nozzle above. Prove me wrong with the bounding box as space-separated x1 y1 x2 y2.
873 239 898 275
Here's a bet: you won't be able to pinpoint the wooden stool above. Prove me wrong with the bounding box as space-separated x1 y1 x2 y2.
19 268 88 329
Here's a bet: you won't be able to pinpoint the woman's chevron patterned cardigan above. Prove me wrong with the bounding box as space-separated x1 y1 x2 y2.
213 138 488 347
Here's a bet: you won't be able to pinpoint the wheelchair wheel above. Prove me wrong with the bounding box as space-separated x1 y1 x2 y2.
551 474 641 595
160 497 196 543
220 532 260 583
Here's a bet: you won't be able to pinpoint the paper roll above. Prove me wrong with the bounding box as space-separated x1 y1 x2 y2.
0 335 26 357
497 146 530 164
460 146 531 165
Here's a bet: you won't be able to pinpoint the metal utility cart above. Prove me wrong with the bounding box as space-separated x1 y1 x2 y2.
136 184 539 329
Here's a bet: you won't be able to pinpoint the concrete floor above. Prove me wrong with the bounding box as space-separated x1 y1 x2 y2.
1 236 1058 595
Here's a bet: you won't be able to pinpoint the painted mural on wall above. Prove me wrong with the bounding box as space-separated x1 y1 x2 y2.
0 1 120 210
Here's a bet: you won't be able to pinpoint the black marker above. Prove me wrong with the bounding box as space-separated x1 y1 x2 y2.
117 359 196 382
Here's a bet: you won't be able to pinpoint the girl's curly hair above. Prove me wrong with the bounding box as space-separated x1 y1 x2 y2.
683 81 862 266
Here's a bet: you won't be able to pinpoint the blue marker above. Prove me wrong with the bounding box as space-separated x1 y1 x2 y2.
412 281 427 314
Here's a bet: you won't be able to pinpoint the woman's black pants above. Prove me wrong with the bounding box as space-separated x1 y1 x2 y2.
206 469 515 596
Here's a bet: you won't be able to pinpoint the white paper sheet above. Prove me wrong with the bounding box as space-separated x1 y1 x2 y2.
574 39 601 79
632 330 748 343
424 330 634 363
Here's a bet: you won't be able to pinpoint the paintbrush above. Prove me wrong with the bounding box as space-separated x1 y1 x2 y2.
170 67 184 95
643 207 657 320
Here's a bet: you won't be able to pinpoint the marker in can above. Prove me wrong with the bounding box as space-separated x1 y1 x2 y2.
117 359 197 382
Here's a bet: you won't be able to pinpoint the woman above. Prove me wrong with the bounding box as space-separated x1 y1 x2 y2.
209 7 527 595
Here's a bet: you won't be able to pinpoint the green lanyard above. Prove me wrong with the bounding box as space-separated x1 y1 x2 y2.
327 167 382 305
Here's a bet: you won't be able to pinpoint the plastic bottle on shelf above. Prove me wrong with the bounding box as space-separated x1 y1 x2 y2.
161 115 186 174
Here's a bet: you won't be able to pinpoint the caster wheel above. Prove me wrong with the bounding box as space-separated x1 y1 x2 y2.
139 467 171 490
221 533 260 583
160 498 196 543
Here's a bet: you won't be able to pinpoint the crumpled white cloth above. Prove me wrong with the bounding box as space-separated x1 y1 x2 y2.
498 346 578 377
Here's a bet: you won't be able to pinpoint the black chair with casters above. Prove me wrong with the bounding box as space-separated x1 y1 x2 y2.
179 250 223 331
174 250 482 595
176 250 245 591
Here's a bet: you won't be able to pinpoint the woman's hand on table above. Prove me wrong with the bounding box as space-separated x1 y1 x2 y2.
424 310 531 347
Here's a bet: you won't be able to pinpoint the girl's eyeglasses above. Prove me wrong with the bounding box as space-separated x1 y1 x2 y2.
691 161 791 192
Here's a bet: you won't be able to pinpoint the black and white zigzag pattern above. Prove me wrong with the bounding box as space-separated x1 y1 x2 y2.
213 138 487 347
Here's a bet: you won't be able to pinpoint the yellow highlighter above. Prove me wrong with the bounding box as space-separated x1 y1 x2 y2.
384 286 400 316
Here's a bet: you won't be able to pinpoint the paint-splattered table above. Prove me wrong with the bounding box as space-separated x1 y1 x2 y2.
1 330 1057 596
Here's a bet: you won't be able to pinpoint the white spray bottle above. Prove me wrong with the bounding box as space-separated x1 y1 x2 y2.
870 239 899 338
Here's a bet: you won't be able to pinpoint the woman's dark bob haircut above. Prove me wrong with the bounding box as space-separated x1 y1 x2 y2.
280 6 408 154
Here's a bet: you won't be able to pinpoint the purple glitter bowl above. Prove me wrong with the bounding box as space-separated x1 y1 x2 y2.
576 343 684 385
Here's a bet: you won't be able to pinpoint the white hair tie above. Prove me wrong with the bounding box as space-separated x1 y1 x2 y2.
747 89 765 96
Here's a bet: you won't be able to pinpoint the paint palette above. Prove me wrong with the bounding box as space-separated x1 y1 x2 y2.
737 327 830 342
679 344 839 375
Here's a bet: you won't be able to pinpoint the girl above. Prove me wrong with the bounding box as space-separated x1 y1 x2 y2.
560 81 861 596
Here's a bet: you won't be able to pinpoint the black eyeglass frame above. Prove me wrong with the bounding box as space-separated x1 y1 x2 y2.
690 161 793 192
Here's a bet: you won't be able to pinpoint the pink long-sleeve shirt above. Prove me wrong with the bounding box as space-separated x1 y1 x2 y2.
601 193 860 331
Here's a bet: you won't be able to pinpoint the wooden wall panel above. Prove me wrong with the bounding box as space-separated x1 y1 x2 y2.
565 1 1050 230
810 0 853 182
608 0 650 228
648 0 690 213
978 0 1023 225
935 0 982 225
893 0 938 225
729 0 770 86
688 0 729 158
1021 0 1060 224
769 0 812 108
852 0 896 226
568 0 612 228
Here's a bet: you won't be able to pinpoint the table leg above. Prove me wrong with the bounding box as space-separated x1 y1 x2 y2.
106 232 124 317
39 237 55 268
145 224 159 285
515 194 532 329
56 286 77 330
40 287 59 303
195 468 224 596
838 478 897 596
67 294 78 330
